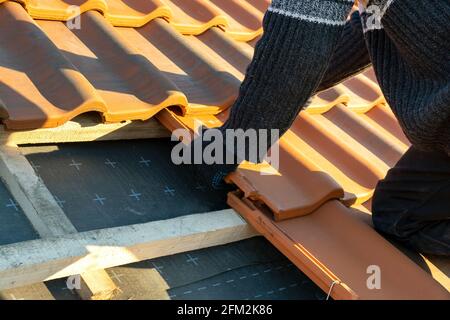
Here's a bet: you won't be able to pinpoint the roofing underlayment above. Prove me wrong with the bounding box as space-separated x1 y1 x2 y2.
0 0 449 299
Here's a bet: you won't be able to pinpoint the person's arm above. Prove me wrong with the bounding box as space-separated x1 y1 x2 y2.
221 0 356 137
189 0 358 189
318 10 371 92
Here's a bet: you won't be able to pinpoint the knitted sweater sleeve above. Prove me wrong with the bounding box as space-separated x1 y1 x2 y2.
221 0 355 139
318 10 371 92
362 0 450 155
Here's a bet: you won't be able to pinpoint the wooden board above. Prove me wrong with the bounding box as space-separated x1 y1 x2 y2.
0 114 170 145
0 209 257 290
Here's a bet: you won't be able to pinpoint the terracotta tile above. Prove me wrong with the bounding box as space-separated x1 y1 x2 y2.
245 0 271 14
2 2 258 128
105 0 172 27
10 0 171 26
0 2 106 129
162 0 228 35
228 193 450 299
158 95 406 208
123 21 243 115
340 71 386 111
36 13 186 124
306 87 350 114
9 0 266 39
210 0 264 41
287 112 390 205
196 27 254 75
228 146 344 221
10 0 106 21
363 103 412 146
322 105 408 168
0 1 387 129
158 110 345 220
3 0 446 300
353 202 450 291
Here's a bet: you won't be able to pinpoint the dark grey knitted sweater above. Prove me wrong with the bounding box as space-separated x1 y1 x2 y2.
221 0 450 156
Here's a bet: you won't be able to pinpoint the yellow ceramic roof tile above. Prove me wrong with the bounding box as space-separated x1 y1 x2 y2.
351 203 450 291
323 105 408 167
9 0 266 39
162 0 228 35
0 1 388 128
341 70 387 112
0 2 107 129
118 19 243 115
228 193 450 299
11 0 172 27
35 12 187 124
210 0 265 41
158 109 345 220
158 100 407 209
289 111 392 205
306 86 350 114
362 103 412 146
228 140 345 221
13 0 108 20
3 0 447 300
105 0 172 27
1 0 265 128
245 0 271 14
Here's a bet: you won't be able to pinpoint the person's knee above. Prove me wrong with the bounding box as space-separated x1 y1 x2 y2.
372 182 450 256
371 181 410 239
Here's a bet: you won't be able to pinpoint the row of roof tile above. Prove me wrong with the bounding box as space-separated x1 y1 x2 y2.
1 0 268 40
0 1 385 130
157 105 450 299
1 0 448 298
158 97 409 218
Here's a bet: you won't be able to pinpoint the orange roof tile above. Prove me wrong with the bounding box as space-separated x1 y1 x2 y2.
156 82 448 297
4 0 266 37
1 0 448 298
228 193 449 299
0 1 261 128
157 74 407 210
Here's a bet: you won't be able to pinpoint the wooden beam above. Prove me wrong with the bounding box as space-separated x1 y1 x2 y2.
0 209 257 290
0 142 118 299
0 143 75 236
78 269 120 300
0 114 170 145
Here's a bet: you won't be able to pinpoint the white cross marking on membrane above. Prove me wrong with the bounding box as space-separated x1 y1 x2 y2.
30 161 40 172
93 194 106 205
186 254 199 266
195 184 206 191
109 270 125 283
164 187 176 196
6 198 19 211
129 189 142 201
54 196 66 208
139 157 151 167
151 262 164 273
105 158 117 168
69 159 82 171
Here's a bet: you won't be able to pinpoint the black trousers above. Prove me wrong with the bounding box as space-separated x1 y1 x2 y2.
372 147 450 256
